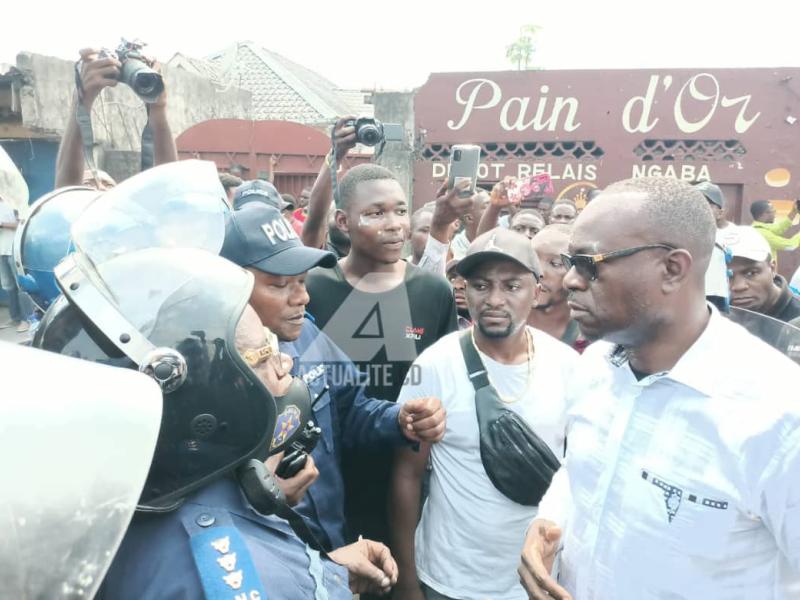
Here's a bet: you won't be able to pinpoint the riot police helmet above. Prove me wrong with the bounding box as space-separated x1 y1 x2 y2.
33 161 292 510
13 186 101 310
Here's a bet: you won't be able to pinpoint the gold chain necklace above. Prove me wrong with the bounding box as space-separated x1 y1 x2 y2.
471 327 535 404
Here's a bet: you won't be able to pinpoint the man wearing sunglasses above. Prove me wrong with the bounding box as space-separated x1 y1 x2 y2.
519 177 800 599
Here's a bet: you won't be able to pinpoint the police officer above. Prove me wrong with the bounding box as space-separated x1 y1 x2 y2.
219 202 448 551
32 162 399 598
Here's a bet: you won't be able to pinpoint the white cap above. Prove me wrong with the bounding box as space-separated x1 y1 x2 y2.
726 226 772 262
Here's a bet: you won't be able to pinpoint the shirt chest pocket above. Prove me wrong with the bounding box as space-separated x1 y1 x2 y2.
628 468 738 559
308 378 334 452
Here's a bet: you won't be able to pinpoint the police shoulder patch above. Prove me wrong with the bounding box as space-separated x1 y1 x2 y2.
189 525 267 599
271 405 301 450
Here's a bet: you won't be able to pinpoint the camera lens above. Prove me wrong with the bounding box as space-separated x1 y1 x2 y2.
359 126 381 146
454 150 462 161
134 73 161 96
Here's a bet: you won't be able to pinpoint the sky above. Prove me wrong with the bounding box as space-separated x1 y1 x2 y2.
3 0 800 91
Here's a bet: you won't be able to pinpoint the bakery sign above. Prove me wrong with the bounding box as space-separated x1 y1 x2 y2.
414 69 800 143
444 73 760 135
412 68 800 209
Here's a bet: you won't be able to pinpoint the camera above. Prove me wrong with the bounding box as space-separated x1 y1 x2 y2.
100 39 164 103
345 117 404 147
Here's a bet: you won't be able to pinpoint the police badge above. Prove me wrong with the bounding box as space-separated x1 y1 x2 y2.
271 405 301 451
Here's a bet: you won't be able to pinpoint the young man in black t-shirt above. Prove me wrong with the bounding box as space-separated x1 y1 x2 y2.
305 163 458 551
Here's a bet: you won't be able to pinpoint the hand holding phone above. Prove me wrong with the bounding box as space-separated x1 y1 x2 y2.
448 144 481 198
508 174 554 204
490 176 518 207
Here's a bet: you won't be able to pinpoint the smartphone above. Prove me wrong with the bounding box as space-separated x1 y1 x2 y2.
508 173 555 204
448 144 481 197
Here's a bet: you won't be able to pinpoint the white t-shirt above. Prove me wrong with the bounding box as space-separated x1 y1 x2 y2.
398 327 579 600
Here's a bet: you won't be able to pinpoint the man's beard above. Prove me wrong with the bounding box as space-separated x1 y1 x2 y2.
477 320 514 338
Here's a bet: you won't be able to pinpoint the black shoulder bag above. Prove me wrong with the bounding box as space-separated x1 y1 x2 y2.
459 330 561 506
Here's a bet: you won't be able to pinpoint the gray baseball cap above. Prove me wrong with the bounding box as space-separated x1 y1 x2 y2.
457 227 542 280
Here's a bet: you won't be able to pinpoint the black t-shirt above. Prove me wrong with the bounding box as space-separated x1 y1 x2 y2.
305 261 458 543
306 261 458 402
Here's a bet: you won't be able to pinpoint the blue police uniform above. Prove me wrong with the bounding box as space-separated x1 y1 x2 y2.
96 318 407 599
281 318 409 550
96 477 352 600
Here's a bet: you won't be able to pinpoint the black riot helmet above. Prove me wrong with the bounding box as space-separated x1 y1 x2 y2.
35 247 280 510
31 160 312 512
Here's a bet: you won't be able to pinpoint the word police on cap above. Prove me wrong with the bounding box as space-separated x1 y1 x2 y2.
261 217 298 245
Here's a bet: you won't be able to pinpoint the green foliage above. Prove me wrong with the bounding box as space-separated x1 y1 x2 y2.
506 24 542 70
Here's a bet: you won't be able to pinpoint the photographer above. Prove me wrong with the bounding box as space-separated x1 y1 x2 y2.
55 47 178 188
301 116 358 251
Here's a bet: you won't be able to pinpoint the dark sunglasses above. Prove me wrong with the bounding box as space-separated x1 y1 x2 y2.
560 244 676 281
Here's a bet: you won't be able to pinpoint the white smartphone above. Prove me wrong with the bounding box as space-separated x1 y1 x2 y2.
448 144 481 197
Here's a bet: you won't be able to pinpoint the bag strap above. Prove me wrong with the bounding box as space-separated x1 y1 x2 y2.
459 329 491 391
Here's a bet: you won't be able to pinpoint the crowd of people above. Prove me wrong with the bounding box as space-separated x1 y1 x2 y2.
2 46 800 600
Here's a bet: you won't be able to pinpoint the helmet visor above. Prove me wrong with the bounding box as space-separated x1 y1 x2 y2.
71 160 228 267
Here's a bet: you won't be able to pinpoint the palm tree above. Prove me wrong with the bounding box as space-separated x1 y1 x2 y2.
506 24 542 70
